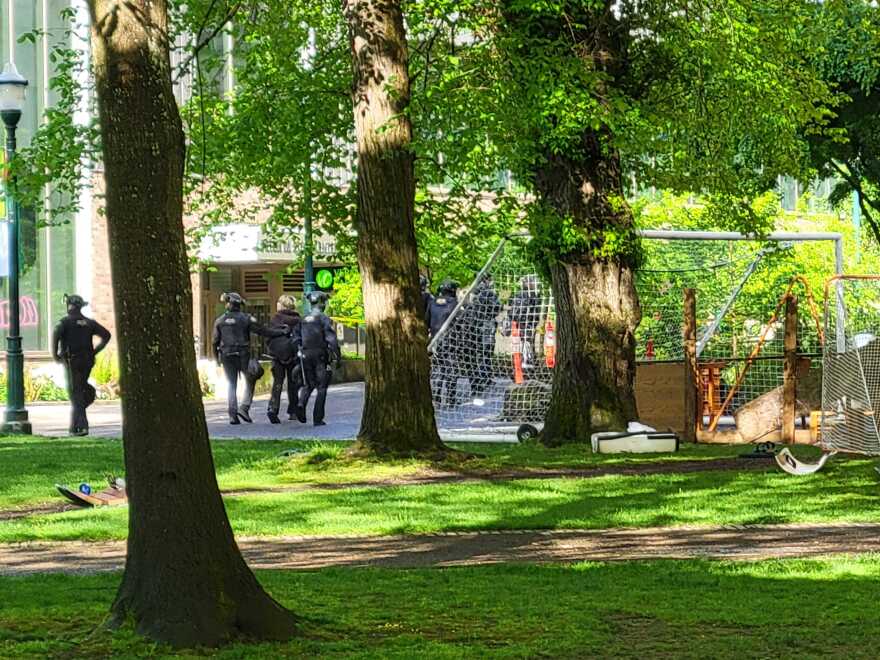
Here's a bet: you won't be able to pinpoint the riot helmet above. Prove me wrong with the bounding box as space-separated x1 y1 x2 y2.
419 274 429 292
222 291 245 311
306 290 328 311
438 280 458 297
63 293 88 313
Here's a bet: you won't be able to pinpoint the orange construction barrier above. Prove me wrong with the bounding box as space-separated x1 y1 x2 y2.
544 319 556 368
511 321 524 384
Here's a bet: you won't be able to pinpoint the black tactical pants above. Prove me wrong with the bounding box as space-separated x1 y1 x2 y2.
431 352 459 407
269 359 303 417
298 350 332 423
470 338 495 397
221 351 255 421
65 353 96 434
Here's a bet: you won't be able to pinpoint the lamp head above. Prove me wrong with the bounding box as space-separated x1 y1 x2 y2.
0 63 27 119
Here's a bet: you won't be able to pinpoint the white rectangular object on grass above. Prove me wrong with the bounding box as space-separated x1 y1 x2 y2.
591 432 679 454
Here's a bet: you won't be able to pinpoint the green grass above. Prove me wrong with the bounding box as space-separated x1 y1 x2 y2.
1 447 877 542
2 557 880 658
0 434 760 511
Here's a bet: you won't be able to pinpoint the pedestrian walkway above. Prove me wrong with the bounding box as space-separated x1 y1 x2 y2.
3 522 879 576
27 383 366 440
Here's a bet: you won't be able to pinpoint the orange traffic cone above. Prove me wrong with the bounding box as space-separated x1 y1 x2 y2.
512 321 524 384
544 319 556 368
645 337 655 360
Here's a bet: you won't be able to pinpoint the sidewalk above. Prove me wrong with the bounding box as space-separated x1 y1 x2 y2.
26 383 366 441
3 522 879 576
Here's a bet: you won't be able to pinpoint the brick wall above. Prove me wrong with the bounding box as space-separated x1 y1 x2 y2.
88 173 207 355
89 198 117 345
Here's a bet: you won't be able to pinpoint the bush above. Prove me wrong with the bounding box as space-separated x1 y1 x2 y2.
0 370 68 403
92 351 121 399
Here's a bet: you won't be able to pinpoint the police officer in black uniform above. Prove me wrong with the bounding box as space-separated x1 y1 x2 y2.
51 294 111 436
294 291 341 426
426 281 459 406
468 274 502 400
266 294 302 424
426 280 458 339
212 292 287 425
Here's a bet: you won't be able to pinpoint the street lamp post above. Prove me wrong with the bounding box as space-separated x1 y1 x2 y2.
0 63 30 435
303 161 316 311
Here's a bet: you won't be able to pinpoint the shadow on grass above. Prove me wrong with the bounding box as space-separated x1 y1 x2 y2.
2 558 879 657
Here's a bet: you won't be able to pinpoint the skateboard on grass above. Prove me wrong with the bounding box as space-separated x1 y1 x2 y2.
55 476 127 508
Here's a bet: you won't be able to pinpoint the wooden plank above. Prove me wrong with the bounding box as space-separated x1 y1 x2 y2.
782 295 798 444
683 288 697 442
697 428 814 445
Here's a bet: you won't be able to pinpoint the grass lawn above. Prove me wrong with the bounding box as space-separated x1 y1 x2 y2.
0 434 773 511
1 445 877 542
2 557 879 658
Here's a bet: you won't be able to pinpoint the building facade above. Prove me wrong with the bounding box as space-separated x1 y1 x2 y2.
1 1 341 360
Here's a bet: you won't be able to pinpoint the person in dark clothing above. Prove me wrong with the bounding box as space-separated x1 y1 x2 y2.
212 292 287 424
426 280 460 406
420 274 434 329
426 280 459 339
51 294 111 436
507 274 544 368
266 294 302 424
294 291 341 426
468 274 502 400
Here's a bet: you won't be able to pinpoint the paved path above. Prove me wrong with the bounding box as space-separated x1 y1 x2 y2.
28 383 517 442
3 523 879 576
28 383 366 441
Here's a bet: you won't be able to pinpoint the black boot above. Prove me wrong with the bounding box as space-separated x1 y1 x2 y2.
267 411 280 424
237 407 253 423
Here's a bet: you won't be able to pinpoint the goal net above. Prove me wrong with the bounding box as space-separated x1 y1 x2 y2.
821 276 880 455
429 231 840 440
428 234 554 438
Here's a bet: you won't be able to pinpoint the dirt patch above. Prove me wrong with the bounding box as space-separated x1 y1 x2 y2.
2 522 879 576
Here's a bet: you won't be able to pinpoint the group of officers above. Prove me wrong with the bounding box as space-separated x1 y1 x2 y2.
49 289 341 434
423 273 544 407
49 273 541 435
211 290 341 426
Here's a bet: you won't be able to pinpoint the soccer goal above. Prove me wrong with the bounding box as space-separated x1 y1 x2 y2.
429 230 843 441
820 275 880 456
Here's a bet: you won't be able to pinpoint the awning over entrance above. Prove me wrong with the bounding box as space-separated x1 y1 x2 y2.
197 224 337 264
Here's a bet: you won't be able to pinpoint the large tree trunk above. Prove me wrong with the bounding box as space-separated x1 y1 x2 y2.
88 1 296 647
535 136 642 446
343 0 445 455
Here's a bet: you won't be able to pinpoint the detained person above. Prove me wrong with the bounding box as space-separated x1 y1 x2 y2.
266 295 302 424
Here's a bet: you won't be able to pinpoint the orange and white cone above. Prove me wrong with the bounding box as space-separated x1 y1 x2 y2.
544 319 556 368
512 321 524 384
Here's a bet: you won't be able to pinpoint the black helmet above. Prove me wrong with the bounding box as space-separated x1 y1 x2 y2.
419 274 429 290
439 279 458 296
306 290 328 306
222 292 245 307
63 293 87 308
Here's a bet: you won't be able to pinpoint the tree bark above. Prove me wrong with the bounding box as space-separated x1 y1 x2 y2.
88 1 296 647
535 136 642 446
343 0 445 455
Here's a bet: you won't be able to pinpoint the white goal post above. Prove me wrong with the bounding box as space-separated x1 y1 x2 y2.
428 229 844 441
